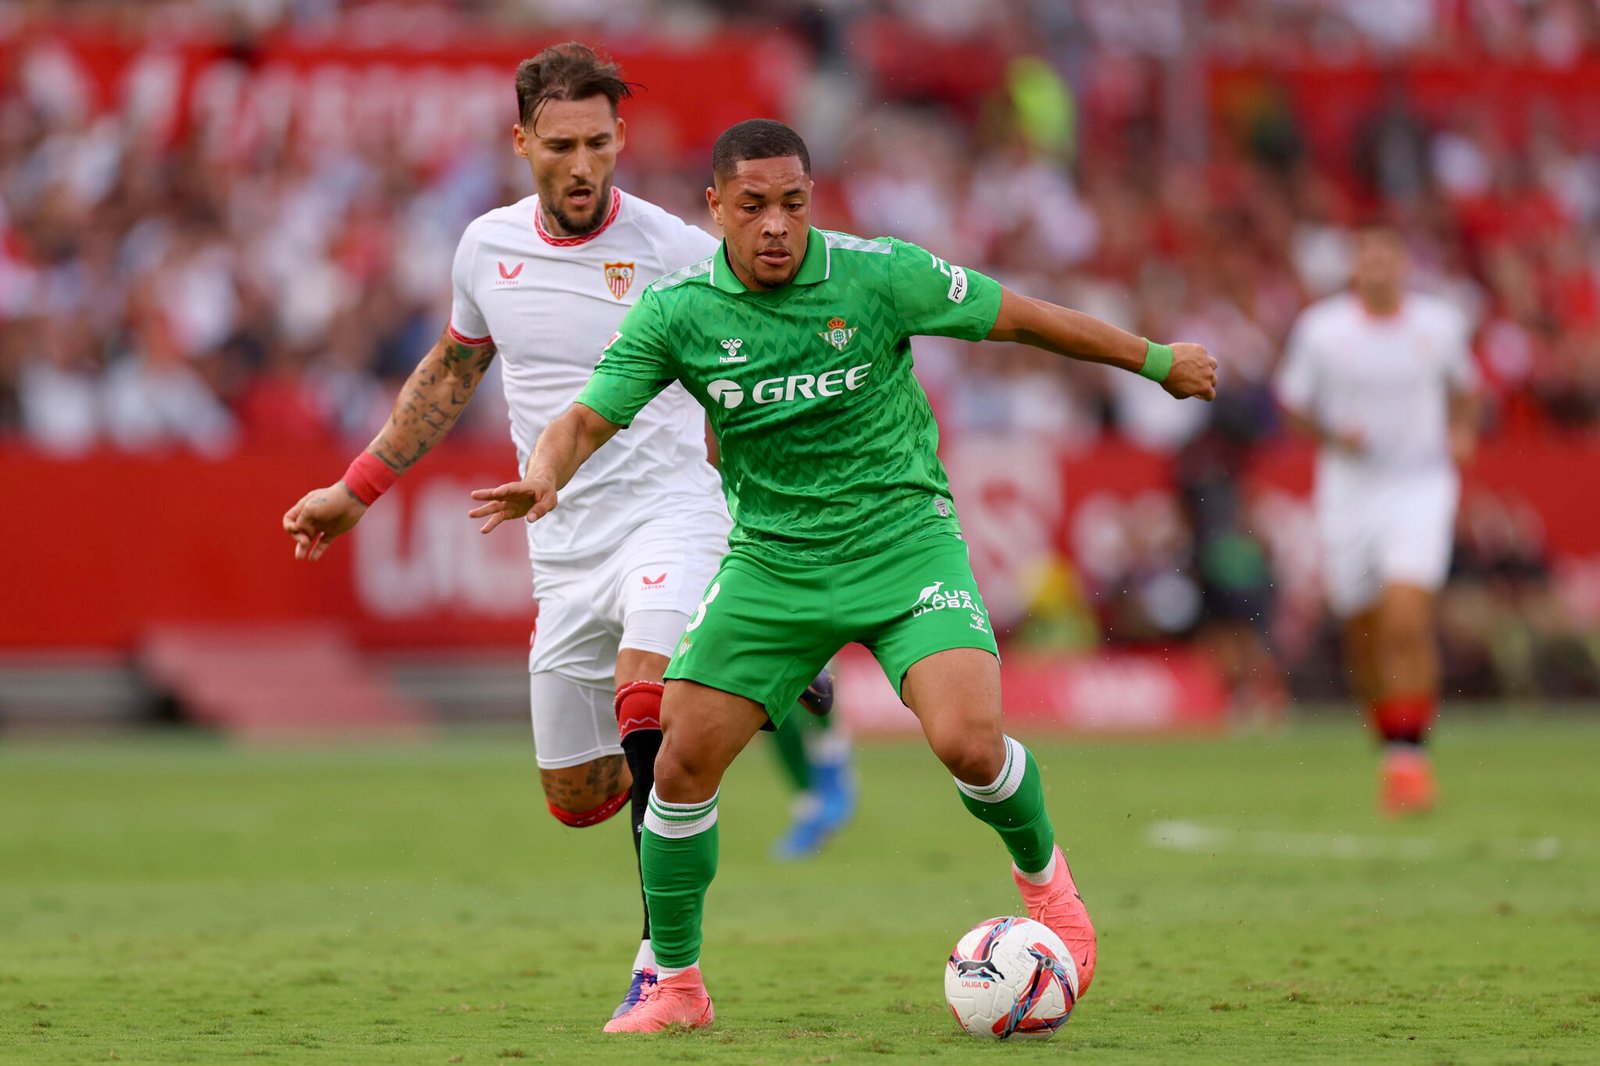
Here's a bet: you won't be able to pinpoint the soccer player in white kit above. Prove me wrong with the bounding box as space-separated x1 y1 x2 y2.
281 43 841 1018
1275 224 1480 815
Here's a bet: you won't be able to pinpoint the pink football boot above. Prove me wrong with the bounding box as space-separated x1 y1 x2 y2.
1013 845 1097 996
601 968 714 1033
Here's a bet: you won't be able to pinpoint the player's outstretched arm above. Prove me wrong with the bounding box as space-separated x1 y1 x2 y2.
986 288 1217 400
468 402 622 534
281 328 497 561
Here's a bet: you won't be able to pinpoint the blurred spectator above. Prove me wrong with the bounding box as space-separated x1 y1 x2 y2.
1442 492 1600 698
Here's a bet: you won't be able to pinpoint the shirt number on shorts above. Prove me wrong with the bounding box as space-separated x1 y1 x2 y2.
685 581 721 632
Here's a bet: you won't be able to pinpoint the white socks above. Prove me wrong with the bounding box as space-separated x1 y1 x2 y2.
1017 852 1058 885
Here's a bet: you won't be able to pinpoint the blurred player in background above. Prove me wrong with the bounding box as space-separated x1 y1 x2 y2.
1275 223 1480 816
767 676 855 861
469 118 1217 1032
280 44 846 1019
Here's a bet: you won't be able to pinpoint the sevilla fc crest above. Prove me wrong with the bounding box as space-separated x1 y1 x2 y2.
819 316 857 352
604 261 635 300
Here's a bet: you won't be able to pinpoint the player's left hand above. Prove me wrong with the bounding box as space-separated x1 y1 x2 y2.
1164 342 1217 401
468 475 558 533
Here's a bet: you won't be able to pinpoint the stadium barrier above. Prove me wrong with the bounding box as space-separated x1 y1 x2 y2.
5 437 1597 732
5 435 1597 656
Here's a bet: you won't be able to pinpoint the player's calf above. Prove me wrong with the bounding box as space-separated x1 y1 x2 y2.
539 756 631 828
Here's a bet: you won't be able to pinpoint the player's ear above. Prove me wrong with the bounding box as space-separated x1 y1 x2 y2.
613 117 626 153
706 184 723 227
513 123 529 159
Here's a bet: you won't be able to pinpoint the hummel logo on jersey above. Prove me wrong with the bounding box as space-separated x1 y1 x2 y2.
642 573 667 587
497 261 523 286
818 316 857 352
706 363 874 410
604 261 635 300
719 338 746 364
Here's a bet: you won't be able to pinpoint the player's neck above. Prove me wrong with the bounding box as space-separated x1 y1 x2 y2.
1356 289 1403 318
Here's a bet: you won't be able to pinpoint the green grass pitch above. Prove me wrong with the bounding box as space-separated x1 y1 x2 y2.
3 716 1597 1064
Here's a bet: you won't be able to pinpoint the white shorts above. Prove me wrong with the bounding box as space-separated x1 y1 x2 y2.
526 507 730 769
1316 469 1459 618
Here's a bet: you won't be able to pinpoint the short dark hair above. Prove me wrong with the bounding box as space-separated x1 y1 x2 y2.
712 119 811 184
515 42 637 128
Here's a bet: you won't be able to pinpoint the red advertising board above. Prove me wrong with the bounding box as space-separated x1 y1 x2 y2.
0 27 800 162
3 435 1596 652
1211 59 1600 182
0 443 535 649
836 644 1231 736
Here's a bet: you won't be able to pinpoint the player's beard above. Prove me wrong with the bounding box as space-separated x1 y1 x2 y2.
544 179 613 237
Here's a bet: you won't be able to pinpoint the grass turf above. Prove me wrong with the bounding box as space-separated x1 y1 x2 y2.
2 716 1597 1064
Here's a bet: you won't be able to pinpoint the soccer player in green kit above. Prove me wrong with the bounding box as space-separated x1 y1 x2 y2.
470 119 1218 1032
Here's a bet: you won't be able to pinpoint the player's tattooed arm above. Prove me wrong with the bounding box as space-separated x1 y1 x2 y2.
366 328 499 476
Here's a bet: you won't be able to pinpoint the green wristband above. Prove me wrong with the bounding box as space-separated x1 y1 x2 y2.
1139 339 1174 383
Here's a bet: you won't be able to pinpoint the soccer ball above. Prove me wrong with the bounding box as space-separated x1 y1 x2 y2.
945 915 1078 1040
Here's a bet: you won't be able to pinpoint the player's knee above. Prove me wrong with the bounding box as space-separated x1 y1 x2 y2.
545 785 630 829
931 726 1005 783
652 742 694 791
653 735 726 799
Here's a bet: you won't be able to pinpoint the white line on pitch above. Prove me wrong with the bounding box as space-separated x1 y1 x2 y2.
1146 820 1561 862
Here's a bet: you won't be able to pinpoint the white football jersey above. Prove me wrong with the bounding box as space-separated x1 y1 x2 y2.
449 188 726 562
1275 291 1477 484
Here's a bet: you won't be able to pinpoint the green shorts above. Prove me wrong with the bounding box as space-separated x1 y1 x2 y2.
665 533 999 726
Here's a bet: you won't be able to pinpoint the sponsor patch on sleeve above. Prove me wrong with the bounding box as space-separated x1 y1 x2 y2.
947 265 968 304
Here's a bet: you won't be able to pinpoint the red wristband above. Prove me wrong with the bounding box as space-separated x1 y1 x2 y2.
340 452 399 506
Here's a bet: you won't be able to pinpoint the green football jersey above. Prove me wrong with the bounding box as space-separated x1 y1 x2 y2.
576 227 1003 564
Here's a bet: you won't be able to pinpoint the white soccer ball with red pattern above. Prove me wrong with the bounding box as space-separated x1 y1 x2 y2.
944 915 1078 1040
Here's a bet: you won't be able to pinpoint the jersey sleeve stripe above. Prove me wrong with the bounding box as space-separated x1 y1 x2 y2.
448 323 493 346
823 230 892 254
650 257 714 292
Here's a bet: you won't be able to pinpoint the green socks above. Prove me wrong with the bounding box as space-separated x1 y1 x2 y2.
955 736 1056 875
640 789 720 970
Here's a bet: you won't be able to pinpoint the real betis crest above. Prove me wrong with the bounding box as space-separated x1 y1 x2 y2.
818 316 857 352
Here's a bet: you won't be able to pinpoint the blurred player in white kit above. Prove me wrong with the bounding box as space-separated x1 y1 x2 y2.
280 43 848 1018
1275 223 1480 815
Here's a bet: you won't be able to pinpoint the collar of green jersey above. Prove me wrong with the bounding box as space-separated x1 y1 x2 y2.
710 227 828 294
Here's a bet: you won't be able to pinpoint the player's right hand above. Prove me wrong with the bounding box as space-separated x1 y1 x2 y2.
468 476 558 534
1164 342 1218 401
282 484 368 562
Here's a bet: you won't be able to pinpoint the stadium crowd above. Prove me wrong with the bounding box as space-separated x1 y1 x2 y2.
2 0 1598 701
